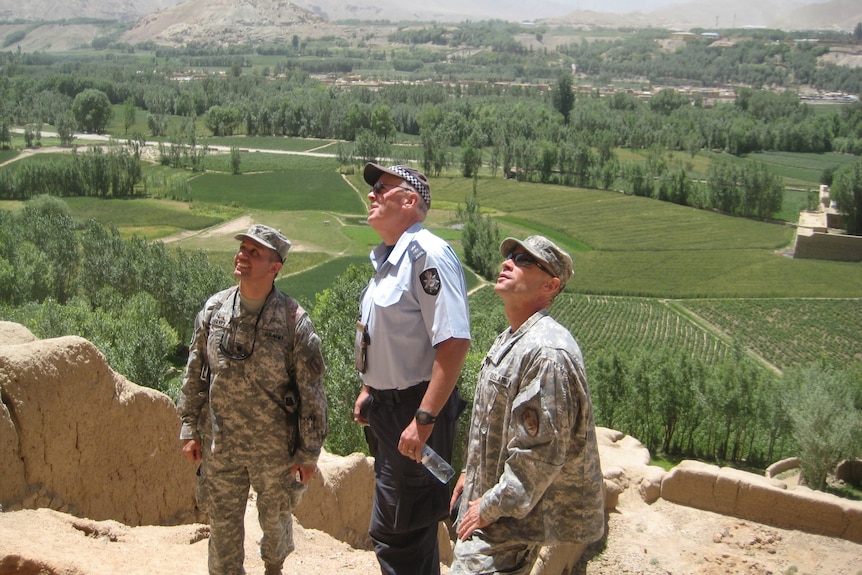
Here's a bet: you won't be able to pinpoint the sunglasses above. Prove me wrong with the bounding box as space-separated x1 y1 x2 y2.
371 182 403 195
218 289 267 361
505 251 557 278
219 322 258 360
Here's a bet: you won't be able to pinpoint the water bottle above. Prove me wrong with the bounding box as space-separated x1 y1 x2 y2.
421 444 455 484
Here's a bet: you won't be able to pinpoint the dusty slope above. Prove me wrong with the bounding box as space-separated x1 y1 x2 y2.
2 485 861 575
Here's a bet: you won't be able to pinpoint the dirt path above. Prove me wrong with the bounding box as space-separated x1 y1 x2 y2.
160 214 256 244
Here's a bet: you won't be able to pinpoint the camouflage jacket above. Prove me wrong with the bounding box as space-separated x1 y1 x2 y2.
458 309 605 544
178 286 327 468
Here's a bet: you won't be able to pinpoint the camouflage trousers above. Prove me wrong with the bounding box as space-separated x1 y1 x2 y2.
451 537 588 575
449 534 540 575
197 453 306 575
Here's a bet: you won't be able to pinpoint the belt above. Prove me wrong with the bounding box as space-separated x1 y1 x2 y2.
368 381 429 406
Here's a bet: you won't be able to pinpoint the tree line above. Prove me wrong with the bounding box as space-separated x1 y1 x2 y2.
310 262 862 492
0 196 229 394
7 44 862 224
0 145 143 200
1 197 859 491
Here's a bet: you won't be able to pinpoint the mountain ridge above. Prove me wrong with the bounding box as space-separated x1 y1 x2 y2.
0 0 858 53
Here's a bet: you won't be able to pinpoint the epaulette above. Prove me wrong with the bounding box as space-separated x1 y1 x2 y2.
407 240 426 262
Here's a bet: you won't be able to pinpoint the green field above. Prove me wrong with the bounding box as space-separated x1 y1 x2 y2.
188 169 365 213
204 136 342 154
429 175 862 299
470 288 861 373
4 141 860 376
61 197 225 238
678 297 862 370
748 151 860 187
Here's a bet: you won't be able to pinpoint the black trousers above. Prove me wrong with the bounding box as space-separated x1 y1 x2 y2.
366 384 464 575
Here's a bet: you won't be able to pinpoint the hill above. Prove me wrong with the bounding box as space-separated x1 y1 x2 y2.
0 0 181 22
119 0 344 47
0 0 858 53
553 0 862 32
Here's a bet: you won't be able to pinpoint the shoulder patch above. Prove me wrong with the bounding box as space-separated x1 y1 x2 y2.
407 240 426 262
523 407 540 437
420 268 441 296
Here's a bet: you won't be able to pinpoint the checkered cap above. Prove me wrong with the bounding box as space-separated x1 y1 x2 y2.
363 163 431 208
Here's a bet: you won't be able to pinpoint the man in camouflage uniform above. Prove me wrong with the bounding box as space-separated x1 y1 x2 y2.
449 235 604 575
178 224 327 575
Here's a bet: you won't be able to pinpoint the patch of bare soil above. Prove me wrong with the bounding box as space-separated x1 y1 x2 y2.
3 485 861 575
577 489 862 575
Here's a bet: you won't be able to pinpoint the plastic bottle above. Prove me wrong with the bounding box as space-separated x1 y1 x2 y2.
420 444 455 483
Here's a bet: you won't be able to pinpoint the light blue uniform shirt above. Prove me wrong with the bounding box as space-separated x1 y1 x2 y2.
359 223 471 391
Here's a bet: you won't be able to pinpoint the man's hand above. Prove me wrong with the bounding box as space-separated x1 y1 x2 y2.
398 418 432 462
450 472 466 516
457 497 491 541
291 463 317 484
353 387 372 426
182 438 202 462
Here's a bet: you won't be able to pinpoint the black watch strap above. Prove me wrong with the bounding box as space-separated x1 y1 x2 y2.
415 408 437 425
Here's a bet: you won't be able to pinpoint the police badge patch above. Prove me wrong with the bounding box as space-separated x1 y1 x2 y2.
420 268 441 296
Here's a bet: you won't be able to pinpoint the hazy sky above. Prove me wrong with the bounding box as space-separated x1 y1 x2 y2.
552 0 827 13
396 0 836 23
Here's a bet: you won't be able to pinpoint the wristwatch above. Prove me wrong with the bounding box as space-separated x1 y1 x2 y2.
415 408 437 425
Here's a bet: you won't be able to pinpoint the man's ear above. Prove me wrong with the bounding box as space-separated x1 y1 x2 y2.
270 261 283 275
402 191 419 208
543 276 561 296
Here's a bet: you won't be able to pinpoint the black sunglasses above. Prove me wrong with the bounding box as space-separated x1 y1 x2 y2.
506 251 557 278
218 289 268 361
370 182 402 195
219 322 258 360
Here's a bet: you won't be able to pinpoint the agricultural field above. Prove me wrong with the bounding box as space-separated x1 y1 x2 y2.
469 279 862 374
470 287 734 363
677 297 862 371
427 174 862 298
4 136 861 376
61 196 226 239
748 150 861 188
188 169 360 212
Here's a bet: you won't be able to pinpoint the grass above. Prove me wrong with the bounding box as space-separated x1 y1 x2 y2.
650 453 684 471
62 197 224 238
0 149 20 164
202 136 344 153
188 170 366 213
3 138 861 375
201 150 342 174
678 298 862 370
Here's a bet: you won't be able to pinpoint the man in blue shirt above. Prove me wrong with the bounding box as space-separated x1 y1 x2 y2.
353 163 471 575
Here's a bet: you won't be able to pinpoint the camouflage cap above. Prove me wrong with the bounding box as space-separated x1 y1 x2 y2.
363 162 431 208
234 224 291 263
500 235 574 290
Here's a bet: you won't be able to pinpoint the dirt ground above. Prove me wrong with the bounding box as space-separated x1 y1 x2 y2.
2 484 860 575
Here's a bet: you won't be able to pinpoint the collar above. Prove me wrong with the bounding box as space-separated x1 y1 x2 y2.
488 309 550 365
370 222 423 270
